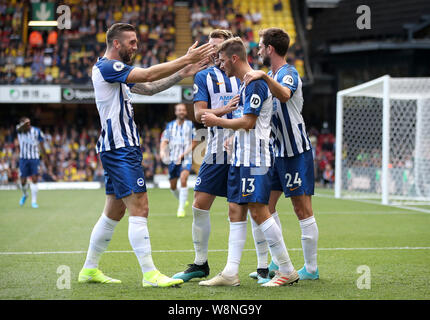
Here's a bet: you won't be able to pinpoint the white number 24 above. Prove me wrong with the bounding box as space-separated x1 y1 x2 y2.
285 172 302 188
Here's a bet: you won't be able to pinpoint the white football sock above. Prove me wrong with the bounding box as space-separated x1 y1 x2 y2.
300 216 319 274
272 211 282 231
249 211 268 269
270 211 283 266
19 181 29 197
128 216 156 274
222 220 247 277
83 213 118 269
30 183 38 204
179 187 188 210
170 188 180 200
259 216 294 275
192 206 211 265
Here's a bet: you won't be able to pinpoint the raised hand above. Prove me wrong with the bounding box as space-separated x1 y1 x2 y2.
223 95 240 114
186 42 215 64
179 58 209 78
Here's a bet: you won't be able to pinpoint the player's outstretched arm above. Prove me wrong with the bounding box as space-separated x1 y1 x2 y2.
126 42 213 83
244 70 292 103
131 60 208 96
201 112 257 131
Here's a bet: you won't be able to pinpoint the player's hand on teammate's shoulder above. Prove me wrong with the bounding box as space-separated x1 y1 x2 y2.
243 70 266 85
185 41 215 64
223 94 240 114
201 112 218 128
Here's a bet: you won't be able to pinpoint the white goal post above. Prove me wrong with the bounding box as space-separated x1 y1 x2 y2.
335 75 430 205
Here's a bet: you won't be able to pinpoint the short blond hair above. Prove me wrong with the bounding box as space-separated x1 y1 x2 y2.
209 29 234 40
218 37 247 61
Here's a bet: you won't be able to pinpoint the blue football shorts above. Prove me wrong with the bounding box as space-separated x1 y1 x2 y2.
100 146 147 199
19 158 40 177
168 162 192 180
194 161 230 197
271 149 315 197
227 165 272 204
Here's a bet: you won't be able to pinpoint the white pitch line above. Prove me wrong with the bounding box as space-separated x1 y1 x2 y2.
151 211 423 217
314 193 430 214
1 247 430 255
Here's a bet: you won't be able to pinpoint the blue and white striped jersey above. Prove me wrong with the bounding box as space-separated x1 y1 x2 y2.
17 126 44 159
161 120 195 165
231 80 273 167
269 64 311 158
193 65 241 164
92 57 140 154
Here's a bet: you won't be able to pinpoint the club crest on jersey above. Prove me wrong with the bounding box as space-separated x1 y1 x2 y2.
193 84 199 94
250 94 261 108
137 177 145 186
282 75 294 85
113 61 125 72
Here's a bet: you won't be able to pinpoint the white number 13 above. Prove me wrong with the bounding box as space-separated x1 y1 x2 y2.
241 178 255 193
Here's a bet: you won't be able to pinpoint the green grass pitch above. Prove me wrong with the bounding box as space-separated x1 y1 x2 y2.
0 188 429 300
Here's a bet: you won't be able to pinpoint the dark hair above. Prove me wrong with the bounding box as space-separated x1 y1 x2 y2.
209 29 234 40
19 117 29 123
259 28 290 57
218 37 247 61
106 23 136 47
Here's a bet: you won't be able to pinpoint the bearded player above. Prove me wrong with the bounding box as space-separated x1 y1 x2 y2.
244 28 319 280
78 23 213 287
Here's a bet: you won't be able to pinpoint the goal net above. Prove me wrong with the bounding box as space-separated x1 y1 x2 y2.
335 75 430 205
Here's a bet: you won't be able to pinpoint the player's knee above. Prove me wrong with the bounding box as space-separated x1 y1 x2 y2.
132 204 149 217
293 203 313 219
293 203 305 218
268 203 277 214
192 192 215 211
192 198 205 210
249 210 259 222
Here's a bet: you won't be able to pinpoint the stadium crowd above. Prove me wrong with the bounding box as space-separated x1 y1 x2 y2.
0 122 169 185
0 0 306 84
189 0 305 72
0 0 177 85
0 0 316 185
0 122 335 186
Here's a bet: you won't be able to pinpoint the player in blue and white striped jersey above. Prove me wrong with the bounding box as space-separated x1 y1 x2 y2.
160 103 197 218
200 37 299 287
244 28 319 281
172 29 241 283
193 59 241 165
79 23 213 288
16 117 46 208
